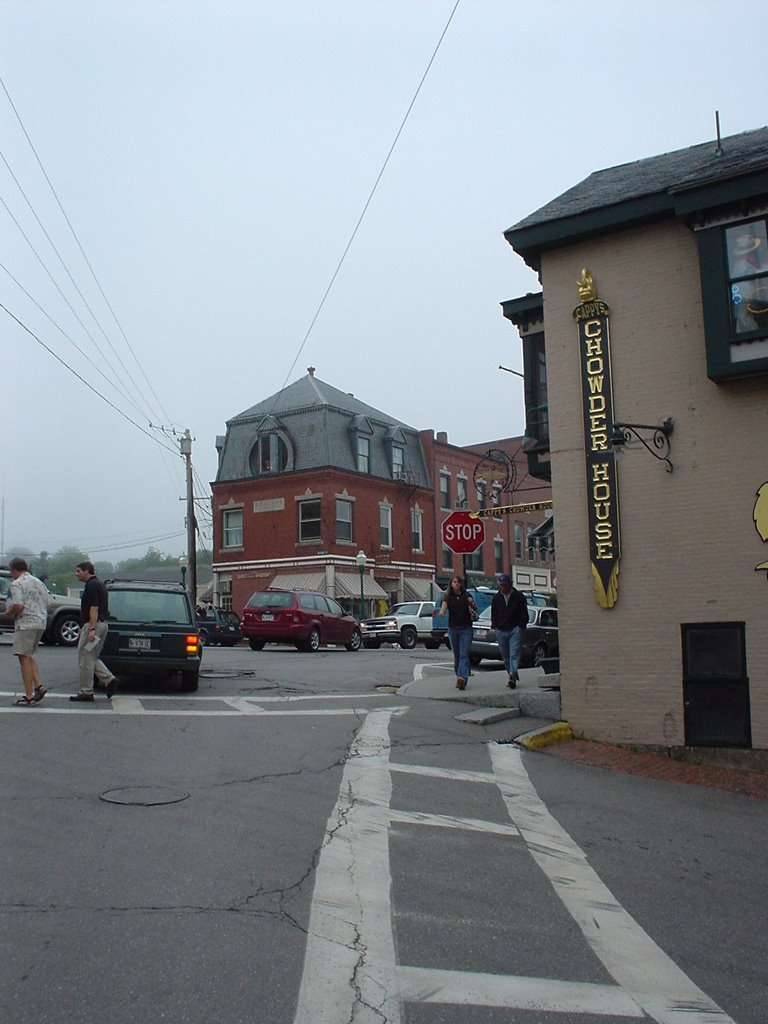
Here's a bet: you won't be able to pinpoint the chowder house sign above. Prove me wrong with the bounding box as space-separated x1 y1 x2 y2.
573 269 621 608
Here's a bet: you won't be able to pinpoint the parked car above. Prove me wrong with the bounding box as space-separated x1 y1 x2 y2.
100 579 202 692
196 606 242 646
470 604 559 668
430 588 554 647
0 567 82 646
241 589 362 652
360 601 436 650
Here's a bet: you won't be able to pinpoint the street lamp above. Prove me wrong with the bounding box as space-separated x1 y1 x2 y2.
179 555 188 591
355 550 367 621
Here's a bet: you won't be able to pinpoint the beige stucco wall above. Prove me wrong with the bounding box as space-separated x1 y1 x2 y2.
541 219 768 748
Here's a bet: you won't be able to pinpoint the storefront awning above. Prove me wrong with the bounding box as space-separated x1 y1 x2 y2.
404 577 439 602
334 573 389 600
270 572 326 592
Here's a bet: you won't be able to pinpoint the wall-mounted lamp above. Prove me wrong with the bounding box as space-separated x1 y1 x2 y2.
611 418 675 473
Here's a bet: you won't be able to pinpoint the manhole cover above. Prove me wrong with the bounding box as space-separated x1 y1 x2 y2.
100 787 189 806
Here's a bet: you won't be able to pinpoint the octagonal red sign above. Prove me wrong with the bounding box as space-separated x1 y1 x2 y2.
441 510 485 554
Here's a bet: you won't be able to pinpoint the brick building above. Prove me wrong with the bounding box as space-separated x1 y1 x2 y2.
503 125 768 751
211 370 554 614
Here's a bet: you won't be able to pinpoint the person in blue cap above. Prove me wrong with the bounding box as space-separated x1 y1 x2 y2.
491 574 528 689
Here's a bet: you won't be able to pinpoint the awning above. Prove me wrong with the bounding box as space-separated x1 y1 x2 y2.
404 577 439 602
270 572 326 592
529 516 554 540
334 573 389 600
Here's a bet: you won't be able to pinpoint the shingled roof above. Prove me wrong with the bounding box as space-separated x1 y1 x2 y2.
215 372 429 484
506 126 768 268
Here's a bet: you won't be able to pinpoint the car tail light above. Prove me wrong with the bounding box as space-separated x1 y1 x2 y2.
186 635 199 654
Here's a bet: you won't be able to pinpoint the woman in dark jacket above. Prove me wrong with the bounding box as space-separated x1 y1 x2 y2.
439 575 477 690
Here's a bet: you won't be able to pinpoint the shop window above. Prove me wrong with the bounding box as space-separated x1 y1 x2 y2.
699 216 768 379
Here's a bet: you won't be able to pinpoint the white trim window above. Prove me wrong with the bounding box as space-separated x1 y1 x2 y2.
299 499 322 542
392 446 404 478
439 472 451 510
336 498 353 542
358 436 371 473
380 504 392 549
222 508 243 548
411 508 423 551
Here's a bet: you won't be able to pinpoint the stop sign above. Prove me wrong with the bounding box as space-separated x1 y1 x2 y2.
441 510 485 554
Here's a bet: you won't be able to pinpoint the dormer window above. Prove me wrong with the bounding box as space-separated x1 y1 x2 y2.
250 433 289 475
392 446 404 478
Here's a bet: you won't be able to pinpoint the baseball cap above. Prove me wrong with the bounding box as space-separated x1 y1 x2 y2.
498 573 512 585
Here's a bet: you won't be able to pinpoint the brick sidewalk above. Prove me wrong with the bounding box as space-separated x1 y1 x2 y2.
541 739 768 799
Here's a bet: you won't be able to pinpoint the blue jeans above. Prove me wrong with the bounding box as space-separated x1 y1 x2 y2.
448 625 473 681
496 626 523 677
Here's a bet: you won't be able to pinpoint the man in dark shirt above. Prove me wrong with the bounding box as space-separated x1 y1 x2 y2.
71 561 117 702
490 574 528 689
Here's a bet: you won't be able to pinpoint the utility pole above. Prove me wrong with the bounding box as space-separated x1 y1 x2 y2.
179 429 197 601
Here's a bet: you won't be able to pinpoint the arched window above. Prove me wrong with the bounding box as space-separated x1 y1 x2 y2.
250 433 289 475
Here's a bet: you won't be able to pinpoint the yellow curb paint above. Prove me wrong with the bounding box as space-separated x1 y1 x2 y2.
517 722 573 750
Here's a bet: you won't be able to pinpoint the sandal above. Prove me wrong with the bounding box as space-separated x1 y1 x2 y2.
13 695 37 707
33 686 47 703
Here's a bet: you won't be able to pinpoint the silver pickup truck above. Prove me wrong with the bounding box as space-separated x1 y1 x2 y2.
0 568 82 646
360 601 437 650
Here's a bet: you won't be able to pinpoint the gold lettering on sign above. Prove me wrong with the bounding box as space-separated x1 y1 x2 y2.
574 270 621 608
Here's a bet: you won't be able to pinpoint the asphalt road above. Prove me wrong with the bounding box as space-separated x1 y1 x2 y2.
1 640 766 1023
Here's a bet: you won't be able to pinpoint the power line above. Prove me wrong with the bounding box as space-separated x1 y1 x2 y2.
0 302 179 457
0 73 173 427
275 0 462 400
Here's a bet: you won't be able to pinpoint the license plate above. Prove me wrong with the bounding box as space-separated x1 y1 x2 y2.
475 629 488 639
261 613 274 621
128 637 152 650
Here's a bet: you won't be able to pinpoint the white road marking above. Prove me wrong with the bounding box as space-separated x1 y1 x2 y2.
294 714 740 1023
292 709 402 1024
490 744 738 1024
390 761 495 784
388 808 519 836
395 966 642 1015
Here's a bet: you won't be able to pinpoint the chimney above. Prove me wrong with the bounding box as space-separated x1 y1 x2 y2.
307 366 316 376
437 431 448 444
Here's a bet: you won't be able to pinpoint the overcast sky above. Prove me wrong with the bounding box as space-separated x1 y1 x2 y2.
1 0 765 564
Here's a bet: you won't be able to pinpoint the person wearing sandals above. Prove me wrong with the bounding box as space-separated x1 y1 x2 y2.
6 557 49 707
71 561 117 703
439 575 477 690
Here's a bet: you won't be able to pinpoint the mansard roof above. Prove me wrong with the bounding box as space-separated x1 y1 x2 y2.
215 373 429 485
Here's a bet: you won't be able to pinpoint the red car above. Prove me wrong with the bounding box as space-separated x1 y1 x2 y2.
241 589 362 653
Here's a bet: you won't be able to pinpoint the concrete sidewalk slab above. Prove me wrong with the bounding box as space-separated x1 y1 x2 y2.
455 707 521 725
399 663 561 720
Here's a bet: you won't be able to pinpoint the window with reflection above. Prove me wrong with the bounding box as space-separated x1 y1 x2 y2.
726 219 768 336
251 433 288 475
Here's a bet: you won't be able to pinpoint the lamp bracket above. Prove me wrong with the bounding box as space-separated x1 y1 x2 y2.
611 418 674 473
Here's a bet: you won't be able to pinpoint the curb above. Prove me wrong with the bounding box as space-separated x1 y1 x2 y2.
515 721 573 750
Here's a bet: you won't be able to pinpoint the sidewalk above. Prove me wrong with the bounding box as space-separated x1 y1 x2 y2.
398 660 768 799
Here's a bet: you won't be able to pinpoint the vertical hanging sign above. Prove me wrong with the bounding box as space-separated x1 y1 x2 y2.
573 269 621 607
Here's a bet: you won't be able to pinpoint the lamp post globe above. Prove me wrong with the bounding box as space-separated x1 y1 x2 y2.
355 550 367 622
